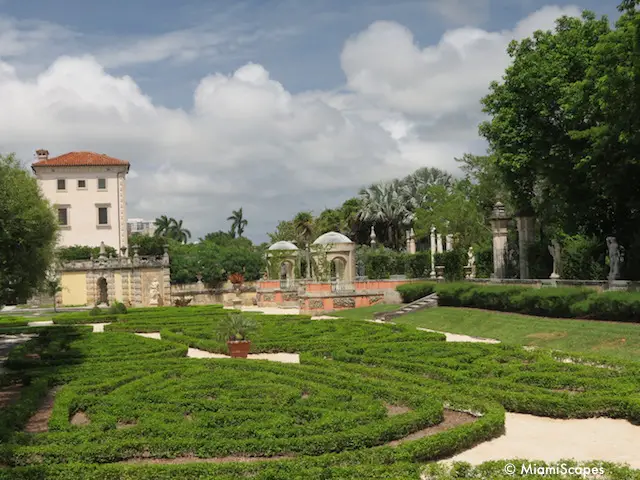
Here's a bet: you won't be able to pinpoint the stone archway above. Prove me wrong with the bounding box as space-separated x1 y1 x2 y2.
331 257 346 281
97 277 108 305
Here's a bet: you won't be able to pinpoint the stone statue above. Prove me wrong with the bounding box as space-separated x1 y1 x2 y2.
548 239 561 279
606 236 623 281
149 280 160 305
356 259 365 277
467 247 475 267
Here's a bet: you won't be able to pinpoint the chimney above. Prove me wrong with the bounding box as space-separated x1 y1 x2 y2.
35 149 49 161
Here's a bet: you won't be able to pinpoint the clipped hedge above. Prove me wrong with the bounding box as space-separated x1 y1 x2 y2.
396 282 437 303
435 283 640 323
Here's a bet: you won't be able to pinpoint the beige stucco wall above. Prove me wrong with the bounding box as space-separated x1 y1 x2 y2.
114 272 123 301
34 165 128 250
60 271 87 306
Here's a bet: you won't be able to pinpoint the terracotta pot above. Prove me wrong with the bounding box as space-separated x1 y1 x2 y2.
227 340 251 358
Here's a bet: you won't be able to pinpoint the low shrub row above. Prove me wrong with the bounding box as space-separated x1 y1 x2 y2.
434 283 640 322
396 283 437 303
53 304 227 325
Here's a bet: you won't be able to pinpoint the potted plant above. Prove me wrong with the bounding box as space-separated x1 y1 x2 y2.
215 314 257 358
228 272 245 291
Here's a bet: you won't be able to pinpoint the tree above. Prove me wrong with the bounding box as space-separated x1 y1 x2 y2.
314 209 342 236
414 181 490 248
267 220 298 244
169 219 191 244
293 212 314 278
153 215 173 237
479 8 640 243
43 276 63 312
358 181 413 249
0 153 58 307
227 208 248 238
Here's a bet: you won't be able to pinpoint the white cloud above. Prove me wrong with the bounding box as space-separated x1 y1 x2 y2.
0 16 77 58
0 5 585 240
340 5 582 118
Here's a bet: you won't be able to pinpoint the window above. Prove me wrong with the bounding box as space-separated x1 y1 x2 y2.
77 179 86 189
97 178 106 190
57 179 66 191
97 206 109 226
57 207 68 226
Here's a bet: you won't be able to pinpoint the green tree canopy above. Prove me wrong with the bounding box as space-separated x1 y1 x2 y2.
480 6 640 246
0 153 58 306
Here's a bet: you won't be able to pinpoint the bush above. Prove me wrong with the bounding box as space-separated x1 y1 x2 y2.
108 301 127 315
57 245 117 262
396 282 437 303
174 297 193 307
435 283 640 323
560 234 606 280
511 287 593 318
572 291 640 322
88 306 102 317
405 251 431 278
434 248 467 281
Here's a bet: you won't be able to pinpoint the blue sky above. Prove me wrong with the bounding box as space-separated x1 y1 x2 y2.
0 0 621 241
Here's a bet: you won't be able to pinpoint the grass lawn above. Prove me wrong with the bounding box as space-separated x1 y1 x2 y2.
334 304 640 362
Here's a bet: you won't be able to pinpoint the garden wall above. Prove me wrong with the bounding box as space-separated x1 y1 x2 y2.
257 278 428 314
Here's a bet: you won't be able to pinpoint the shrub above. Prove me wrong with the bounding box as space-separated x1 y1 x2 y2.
511 287 594 318
405 251 431 278
560 234 606 280
57 245 117 262
473 243 493 278
396 282 437 303
228 272 244 285
88 306 102 316
435 283 640 323
434 248 467 281
174 297 193 307
571 291 640 322
108 301 127 315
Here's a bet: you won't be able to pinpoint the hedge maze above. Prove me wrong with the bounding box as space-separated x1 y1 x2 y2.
1 305 639 479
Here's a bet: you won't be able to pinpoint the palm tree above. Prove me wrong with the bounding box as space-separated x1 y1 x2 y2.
358 181 413 249
227 208 248 238
169 219 191 244
293 211 314 279
153 215 173 237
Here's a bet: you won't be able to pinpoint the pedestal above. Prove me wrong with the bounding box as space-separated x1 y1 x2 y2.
435 265 445 280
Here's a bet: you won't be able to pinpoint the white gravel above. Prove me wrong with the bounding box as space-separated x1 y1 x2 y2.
448 413 640 468
416 327 500 344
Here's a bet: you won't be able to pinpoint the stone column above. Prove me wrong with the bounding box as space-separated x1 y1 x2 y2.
106 270 116 304
162 267 171 306
429 226 436 278
446 234 453 252
515 215 535 279
408 228 416 254
490 202 511 279
132 270 143 306
436 234 443 254
85 271 96 306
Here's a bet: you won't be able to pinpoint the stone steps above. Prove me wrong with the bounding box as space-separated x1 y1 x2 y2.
373 293 438 322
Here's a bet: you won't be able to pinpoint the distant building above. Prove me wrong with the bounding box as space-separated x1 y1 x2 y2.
32 149 129 252
128 218 155 236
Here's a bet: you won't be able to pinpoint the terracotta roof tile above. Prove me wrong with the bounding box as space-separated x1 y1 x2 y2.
32 151 130 168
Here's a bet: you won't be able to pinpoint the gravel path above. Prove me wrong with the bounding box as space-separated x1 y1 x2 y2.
448 413 640 468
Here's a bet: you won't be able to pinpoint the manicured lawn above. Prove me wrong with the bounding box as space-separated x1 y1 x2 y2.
395 307 640 362
333 304 397 321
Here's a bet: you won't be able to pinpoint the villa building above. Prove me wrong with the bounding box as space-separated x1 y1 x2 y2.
31 149 129 252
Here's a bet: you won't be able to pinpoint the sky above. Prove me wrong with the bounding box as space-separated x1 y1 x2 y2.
0 0 620 242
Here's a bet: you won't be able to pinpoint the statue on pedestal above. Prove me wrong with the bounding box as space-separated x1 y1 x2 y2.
548 239 561 279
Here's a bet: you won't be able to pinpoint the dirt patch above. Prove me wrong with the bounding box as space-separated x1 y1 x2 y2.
24 387 59 433
120 454 295 465
117 420 137 429
184 413 193 422
549 388 585 396
301 392 310 399
526 332 567 340
0 383 22 408
70 411 91 426
386 410 477 447
385 404 412 416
